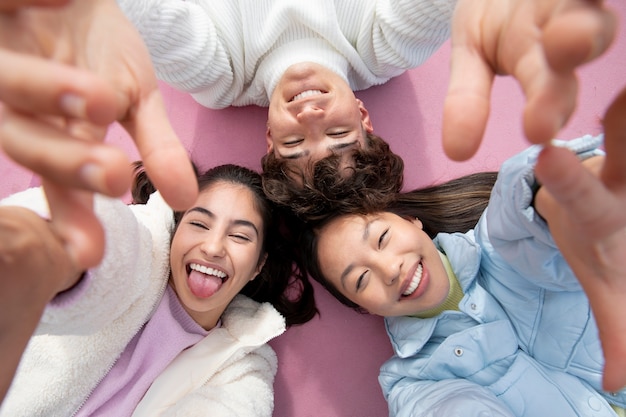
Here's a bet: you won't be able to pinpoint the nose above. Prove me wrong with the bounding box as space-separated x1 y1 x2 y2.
296 103 324 123
373 258 400 286
200 233 225 258
385 271 399 286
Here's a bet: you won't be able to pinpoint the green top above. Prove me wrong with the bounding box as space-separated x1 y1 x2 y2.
412 251 463 319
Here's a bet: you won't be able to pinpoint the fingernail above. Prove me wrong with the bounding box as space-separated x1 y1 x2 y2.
60 94 87 119
79 163 107 193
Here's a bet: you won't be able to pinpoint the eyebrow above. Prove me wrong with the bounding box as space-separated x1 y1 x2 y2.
279 140 358 160
279 149 309 160
339 216 377 289
188 207 260 237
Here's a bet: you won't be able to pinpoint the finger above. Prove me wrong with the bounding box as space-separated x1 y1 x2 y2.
597 87 626 391
535 145 620 238
442 45 494 161
42 180 105 269
522 72 578 144
121 91 198 211
598 312 626 392
601 87 626 186
543 7 617 74
1 111 132 197
0 0 70 11
0 50 118 124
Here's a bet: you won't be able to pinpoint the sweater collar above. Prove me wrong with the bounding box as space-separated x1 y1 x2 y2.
261 38 350 100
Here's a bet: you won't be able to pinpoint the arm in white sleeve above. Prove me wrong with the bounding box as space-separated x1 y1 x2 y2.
360 0 456 76
0 188 172 335
117 0 238 108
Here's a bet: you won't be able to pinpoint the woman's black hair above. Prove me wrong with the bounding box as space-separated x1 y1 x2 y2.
300 172 498 312
132 161 318 326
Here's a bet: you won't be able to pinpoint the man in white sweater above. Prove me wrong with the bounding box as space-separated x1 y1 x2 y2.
0 0 618 266
117 0 453 174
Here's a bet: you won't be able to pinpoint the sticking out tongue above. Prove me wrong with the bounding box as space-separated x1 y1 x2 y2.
188 270 223 298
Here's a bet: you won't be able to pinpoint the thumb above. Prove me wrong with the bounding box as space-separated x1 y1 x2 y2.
43 180 105 270
442 44 494 161
0 0 71 11
598 312 626 392
601 87 626 187
121 90 198 211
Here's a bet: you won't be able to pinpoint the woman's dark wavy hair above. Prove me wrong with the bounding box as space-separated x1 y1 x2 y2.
300 171 499 312
131 161 317 327
262 132 404 222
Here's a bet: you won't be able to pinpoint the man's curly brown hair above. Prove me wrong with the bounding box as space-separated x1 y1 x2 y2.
261 132 404 223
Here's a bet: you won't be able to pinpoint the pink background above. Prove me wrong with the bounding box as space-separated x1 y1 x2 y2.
1 2 624 415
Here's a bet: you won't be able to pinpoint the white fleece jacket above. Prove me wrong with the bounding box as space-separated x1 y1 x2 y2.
0 188 286 417
117 0 455 108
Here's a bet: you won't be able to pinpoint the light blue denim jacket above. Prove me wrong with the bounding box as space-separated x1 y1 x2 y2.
380 134 626 417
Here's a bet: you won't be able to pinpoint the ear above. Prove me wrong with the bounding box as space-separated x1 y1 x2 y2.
411 217 423 229
265 124 274 154
254 252 269 278
357 99 374 133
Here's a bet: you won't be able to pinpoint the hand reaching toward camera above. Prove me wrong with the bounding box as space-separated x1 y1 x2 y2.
0 0 197 269
443 0 617 161
534 86 626 392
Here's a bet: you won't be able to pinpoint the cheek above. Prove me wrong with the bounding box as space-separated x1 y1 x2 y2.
170 233 189 255
317 237 352 278
169 235 182 259
266 110 284 135
169 231 198 265
235 245 264 271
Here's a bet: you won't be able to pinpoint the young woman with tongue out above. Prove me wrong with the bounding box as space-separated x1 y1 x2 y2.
0 163 316 417
297 88 626 417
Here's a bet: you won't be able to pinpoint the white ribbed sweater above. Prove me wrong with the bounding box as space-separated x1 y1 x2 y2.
118 0 455 108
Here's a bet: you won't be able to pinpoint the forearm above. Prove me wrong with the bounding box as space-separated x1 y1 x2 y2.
369 0 455 72
0 205 77 403
0 205 79 302
116 0 234 103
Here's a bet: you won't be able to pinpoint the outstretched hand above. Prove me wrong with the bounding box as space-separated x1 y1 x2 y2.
0 205 78 403
533 86 626 392
0 0 197 269
443 0 617 161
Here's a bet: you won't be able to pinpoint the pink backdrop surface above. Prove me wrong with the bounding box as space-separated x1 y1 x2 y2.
1 2 625 416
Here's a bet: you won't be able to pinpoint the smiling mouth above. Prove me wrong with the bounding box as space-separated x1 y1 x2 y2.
289 89 326 102
188 263 228 281
402 262 423 297
187 263 229 299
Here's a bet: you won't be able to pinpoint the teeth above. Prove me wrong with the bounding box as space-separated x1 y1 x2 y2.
403 263 423 296
291 89 324 101
190 263 227 279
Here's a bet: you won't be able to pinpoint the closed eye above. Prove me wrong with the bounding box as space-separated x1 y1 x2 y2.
284 138 304 146
378 229 389 248
356 270 367 291
190 221 208 230
230 234 252 242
